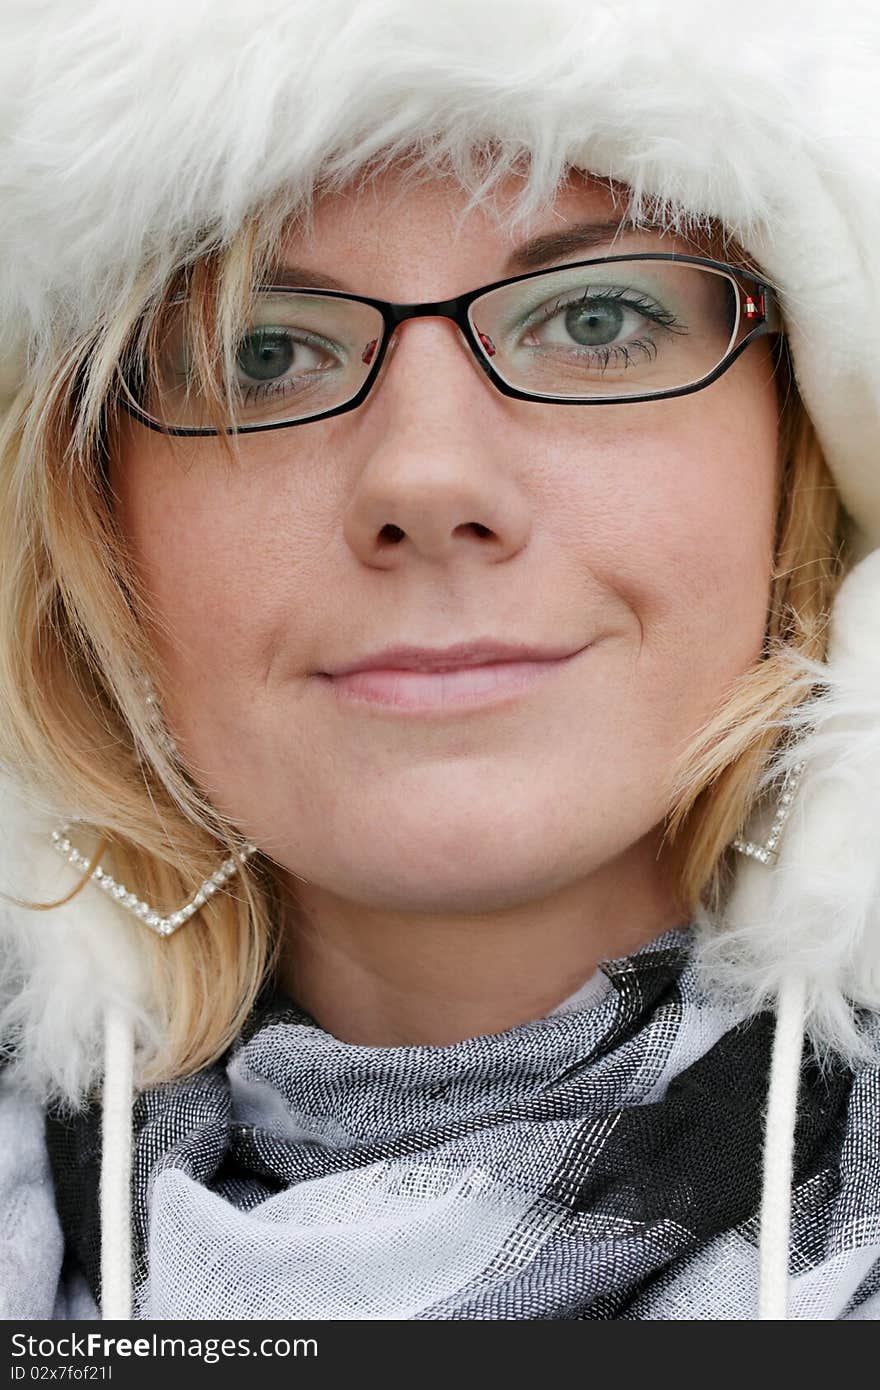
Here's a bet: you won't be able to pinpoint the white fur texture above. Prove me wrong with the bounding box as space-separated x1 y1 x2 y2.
696 548 880 1064
0 0 880 1100
0 778 157 1108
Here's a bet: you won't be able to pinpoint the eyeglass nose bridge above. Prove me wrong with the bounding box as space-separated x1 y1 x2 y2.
385 295 465 324
379 294 495 382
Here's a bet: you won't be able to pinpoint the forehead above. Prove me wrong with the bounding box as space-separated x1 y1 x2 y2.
274 167 714 301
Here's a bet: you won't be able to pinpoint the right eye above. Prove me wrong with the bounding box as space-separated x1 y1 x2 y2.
235 327 332 384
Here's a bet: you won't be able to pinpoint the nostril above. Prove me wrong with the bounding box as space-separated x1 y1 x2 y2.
377 521 490 546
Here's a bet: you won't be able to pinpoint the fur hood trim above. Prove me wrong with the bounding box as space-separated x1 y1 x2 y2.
696 548 880 1066
0 781 158 1108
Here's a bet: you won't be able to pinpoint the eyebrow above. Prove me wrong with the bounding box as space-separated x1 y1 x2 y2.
262 218 635 294
502 218 631 273
261 264 351 292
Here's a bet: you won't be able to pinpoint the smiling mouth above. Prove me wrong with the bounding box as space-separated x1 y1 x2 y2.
315 648 589 714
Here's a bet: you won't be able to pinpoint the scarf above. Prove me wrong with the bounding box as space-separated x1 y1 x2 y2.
46 929 878 1319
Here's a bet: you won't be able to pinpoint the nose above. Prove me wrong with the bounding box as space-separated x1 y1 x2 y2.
341 316 533 569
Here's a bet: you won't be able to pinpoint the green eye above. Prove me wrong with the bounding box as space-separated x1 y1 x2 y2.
236 329 296 382
563 300 626 346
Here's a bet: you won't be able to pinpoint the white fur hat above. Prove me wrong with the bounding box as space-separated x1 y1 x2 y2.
1 0 878 543
1 0 880 1102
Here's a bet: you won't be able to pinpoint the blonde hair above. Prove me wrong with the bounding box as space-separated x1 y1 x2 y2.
0 188 848 1089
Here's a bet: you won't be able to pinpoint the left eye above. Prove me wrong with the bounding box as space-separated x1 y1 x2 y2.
528 296 650 349
235 328 328 382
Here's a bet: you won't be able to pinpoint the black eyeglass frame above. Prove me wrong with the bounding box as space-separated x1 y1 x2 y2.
119 252 782 437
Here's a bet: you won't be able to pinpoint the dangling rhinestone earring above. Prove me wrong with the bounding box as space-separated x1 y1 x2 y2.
140 672 181 762
49 674 257 938
732 759 806 865
49 823 258 936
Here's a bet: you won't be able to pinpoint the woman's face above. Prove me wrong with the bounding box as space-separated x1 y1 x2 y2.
110 170 780 921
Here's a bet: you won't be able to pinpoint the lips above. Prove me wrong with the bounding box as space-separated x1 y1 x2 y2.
315 640 590 714
320 638 586 676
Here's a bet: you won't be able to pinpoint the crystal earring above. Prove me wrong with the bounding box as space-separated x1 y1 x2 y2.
49 822 258 937
49 674 257 937
140 672 181 762
732 759 806 865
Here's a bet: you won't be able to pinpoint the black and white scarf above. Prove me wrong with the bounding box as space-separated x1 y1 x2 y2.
46 929 880 1319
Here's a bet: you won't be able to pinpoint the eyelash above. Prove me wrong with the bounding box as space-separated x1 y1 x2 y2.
523 285 682 338
240 371 300 408
514 288 687 375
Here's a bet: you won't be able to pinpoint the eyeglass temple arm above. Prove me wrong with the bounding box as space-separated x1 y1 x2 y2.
754 282 783 334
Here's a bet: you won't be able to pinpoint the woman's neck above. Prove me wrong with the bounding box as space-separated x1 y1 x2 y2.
276 828 686 1046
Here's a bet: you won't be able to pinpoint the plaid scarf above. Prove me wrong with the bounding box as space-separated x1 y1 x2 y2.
46 929 880 1319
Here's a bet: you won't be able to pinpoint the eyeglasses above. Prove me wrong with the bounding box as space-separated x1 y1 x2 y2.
120 253 782 436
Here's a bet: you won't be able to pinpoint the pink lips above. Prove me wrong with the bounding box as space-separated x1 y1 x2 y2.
316 640 588 713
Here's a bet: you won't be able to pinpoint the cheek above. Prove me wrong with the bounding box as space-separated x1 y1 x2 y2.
109 426 335 694
554 388 778 688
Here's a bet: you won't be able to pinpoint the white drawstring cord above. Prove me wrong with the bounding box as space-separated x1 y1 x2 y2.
758 975 807 1320
100 1000 134 1320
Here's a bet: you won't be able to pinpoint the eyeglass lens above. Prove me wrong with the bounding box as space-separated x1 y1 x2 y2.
136 260 745 430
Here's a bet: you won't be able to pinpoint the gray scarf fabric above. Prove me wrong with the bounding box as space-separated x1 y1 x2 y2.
45 928 879 1319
